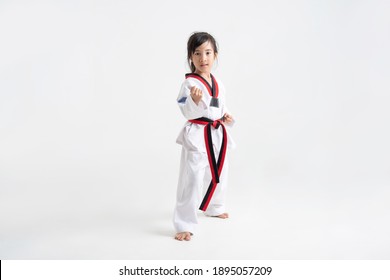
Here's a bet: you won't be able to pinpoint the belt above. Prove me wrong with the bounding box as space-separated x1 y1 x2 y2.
188 117 228 211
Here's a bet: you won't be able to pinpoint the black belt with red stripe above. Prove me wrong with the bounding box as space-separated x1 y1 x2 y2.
189 117 228 211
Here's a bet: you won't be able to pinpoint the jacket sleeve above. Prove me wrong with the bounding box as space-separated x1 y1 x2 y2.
177 81 208 120
220 83 235 127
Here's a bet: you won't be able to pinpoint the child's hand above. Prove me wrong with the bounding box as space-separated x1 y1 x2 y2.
222 113 234 125
190 86 203 105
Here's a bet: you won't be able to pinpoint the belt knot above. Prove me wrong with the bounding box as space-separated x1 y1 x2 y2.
212 120 221 129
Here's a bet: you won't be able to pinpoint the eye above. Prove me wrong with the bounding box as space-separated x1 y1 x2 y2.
194 52 200 56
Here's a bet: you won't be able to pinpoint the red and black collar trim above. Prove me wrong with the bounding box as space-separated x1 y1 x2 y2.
185 73 219 98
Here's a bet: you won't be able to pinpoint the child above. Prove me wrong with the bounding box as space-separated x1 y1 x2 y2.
173 32 236 241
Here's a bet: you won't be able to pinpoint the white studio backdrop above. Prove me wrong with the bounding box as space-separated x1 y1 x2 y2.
1 0 389 259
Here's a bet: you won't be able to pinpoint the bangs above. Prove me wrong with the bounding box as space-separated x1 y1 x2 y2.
187 32 218 55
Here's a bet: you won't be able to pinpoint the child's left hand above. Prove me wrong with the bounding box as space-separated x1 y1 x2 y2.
222 113 234 125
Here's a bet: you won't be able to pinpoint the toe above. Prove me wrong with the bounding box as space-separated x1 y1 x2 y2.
175 232 192 241
175 233 183 241
218 213 229 219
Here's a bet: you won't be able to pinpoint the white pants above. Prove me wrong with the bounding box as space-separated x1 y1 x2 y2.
173 146 229 234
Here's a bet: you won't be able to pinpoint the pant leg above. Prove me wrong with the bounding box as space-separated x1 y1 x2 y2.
173 148 207 234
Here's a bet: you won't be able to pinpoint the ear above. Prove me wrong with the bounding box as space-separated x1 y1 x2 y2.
214 52 218 59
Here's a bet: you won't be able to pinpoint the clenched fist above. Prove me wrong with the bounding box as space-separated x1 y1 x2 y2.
190 86 203 105
222 113 234 125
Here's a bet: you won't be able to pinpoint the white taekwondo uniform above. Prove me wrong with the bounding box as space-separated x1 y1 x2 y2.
173 73 236 234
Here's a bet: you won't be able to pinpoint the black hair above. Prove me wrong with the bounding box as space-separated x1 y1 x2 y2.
187 32 218 73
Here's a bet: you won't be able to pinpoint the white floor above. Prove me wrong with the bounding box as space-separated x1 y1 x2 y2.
1 150 389 260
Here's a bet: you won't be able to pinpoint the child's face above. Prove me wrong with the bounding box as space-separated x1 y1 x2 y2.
191 41 217 76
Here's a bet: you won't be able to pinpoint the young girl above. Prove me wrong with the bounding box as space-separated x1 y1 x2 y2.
173 32 236 241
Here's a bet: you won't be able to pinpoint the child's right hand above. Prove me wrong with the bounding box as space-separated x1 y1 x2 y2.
190 86 203 105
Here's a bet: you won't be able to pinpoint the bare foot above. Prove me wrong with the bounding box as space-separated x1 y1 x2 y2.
214 213 229 219
174 232 192 241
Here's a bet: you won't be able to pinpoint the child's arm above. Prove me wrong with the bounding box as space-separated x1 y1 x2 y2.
219 81 235 126
177 82 207 120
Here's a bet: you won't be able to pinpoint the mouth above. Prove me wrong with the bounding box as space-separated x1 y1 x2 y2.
200 64 208 67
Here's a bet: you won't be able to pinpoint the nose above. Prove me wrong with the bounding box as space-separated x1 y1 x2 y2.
200 53 207 62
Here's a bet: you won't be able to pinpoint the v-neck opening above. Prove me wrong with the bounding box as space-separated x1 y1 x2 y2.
190 73 213 90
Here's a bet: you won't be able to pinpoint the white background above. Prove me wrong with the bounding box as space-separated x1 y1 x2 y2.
1 0 389 259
